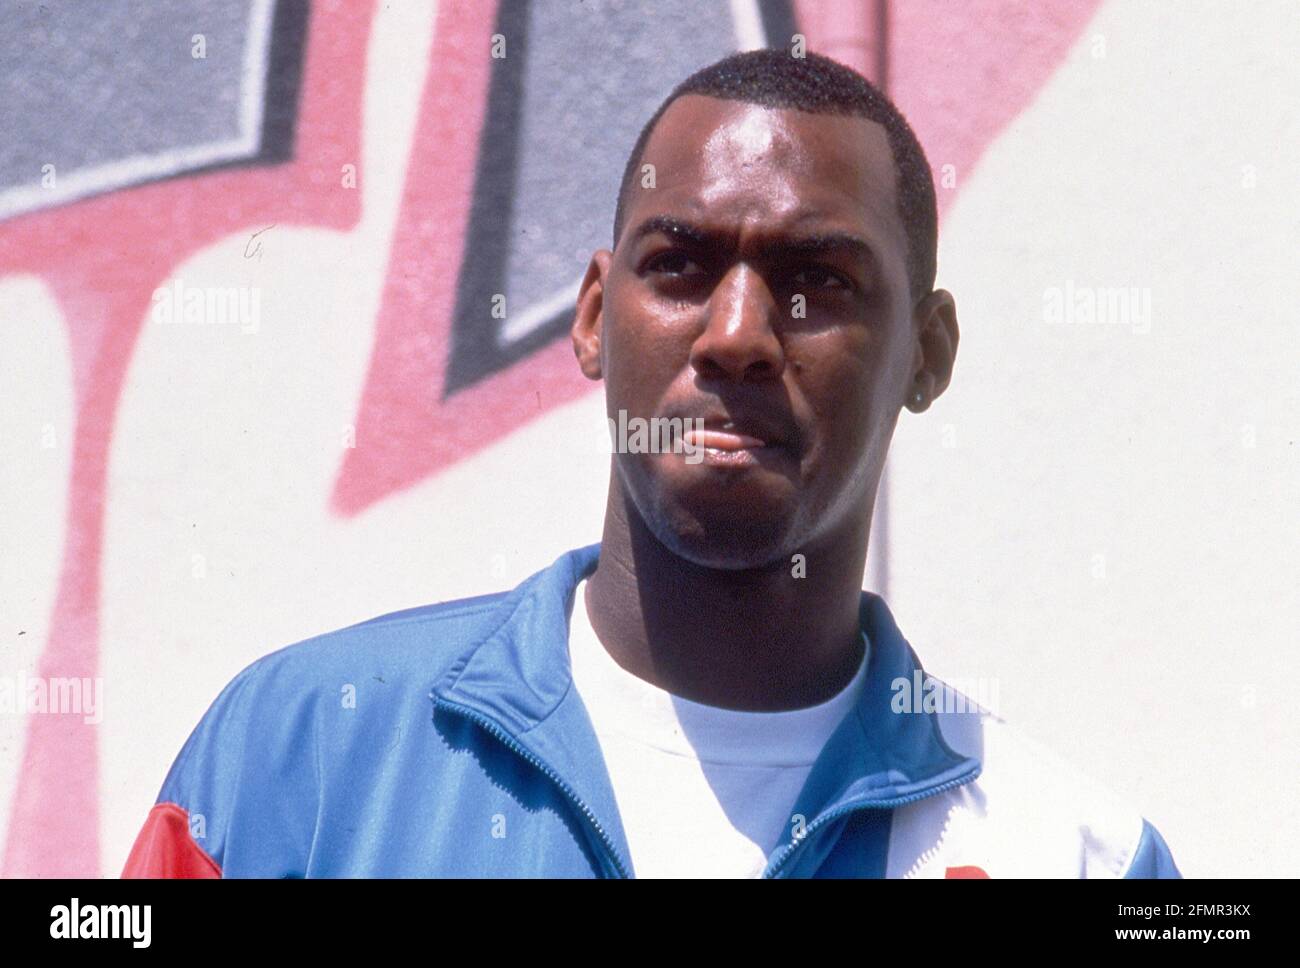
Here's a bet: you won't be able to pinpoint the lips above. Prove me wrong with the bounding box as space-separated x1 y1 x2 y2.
670 407 800 460
682 427 766 451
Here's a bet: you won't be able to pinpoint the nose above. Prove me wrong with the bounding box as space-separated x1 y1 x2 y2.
688 262 785 383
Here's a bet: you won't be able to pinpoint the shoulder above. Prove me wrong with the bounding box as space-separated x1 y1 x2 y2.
135 587 514 876
162 589 510 735
171 586 515 760
888 677 1181 878
214 584 512 706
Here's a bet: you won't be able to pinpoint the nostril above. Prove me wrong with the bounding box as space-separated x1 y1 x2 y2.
691 356 726 382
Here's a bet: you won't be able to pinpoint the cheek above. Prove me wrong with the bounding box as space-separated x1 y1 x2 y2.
606 341 680 418
795 351 895 481
795 337 878 422
604 308 694 407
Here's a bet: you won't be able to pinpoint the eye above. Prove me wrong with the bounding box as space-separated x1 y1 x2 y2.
792 265 852 291
646 250 705 277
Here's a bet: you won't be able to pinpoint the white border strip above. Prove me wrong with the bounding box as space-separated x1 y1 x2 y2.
497 274 584 346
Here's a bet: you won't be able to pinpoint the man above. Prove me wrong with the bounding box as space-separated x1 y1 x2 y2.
123 48 1181 878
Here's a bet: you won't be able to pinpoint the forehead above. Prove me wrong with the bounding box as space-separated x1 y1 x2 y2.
631 94 904 258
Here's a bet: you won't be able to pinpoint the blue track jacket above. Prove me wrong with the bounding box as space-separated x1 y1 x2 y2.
122 543 1182 878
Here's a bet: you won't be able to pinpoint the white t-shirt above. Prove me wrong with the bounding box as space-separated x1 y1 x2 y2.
568 578 870 878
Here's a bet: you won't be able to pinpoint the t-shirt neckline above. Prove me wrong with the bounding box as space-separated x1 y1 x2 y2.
568 578 870 767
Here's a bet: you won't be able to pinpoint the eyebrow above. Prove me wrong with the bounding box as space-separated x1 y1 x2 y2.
626 214 877 269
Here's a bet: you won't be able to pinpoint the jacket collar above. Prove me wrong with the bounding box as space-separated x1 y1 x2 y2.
430 543 981 876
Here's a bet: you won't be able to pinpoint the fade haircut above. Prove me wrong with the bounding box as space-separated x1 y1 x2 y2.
612 48 938 303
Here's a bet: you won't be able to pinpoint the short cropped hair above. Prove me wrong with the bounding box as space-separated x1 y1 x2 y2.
613 48 938 302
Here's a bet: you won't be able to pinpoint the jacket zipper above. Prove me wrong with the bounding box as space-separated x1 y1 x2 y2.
903 838 947 879
761 771 980 879
432 695 631 879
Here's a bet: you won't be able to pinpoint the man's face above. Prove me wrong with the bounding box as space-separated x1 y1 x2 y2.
581 94 924 569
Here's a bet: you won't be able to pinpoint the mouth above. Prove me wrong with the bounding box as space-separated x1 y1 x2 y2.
682 426 767 452
677 415 795 469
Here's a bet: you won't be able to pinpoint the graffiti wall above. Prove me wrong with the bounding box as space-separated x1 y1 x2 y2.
1 0 1295 878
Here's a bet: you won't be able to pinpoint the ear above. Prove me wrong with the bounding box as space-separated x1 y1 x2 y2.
905 289 959 413
572 249 612 381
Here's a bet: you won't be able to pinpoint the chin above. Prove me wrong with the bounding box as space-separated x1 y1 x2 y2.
644 493 801 571
658 526 792 571
618 452 810 570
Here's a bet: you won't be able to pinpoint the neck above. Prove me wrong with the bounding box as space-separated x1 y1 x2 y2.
584 473 872 711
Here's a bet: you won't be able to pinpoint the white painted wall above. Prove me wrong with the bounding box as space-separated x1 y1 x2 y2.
884 0 1299 878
